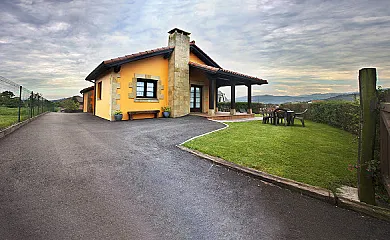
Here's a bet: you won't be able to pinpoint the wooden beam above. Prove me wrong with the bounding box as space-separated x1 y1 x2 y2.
230 81 236 115
247 84 252 113
208 75 215 110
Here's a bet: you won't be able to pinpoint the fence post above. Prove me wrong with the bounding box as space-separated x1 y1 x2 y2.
30 91 34 118
18 86 22 122
358 68 377 205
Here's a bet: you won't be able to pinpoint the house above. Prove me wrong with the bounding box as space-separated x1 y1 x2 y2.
218 90 228 102
82 28 268 121
80 86 94 113
73 96 84 111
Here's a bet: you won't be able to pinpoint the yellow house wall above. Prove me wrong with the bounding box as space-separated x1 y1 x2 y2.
83 93 88 112
83 90 94 113
189 68 209 113
118 56 169 120
189 52 206 65
95 72 112 120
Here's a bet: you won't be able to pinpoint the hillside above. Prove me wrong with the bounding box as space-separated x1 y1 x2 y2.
236 93 344 104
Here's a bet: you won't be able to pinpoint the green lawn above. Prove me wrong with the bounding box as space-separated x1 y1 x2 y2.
0 107 33 129
183 120 358 191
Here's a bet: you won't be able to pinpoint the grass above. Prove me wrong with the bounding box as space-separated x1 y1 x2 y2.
183 120 358 191
0 106 37 129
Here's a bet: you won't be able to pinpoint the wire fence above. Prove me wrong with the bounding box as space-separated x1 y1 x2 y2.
0 76 54 130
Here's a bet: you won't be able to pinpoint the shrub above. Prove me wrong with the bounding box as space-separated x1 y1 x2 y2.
217 102 266 113
281 101 360 135
60 99 80 112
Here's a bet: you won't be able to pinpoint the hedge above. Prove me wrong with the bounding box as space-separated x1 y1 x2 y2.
281 101 360 135
217 102 276 113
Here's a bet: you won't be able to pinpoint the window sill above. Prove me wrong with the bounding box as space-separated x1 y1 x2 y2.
134 98 159 103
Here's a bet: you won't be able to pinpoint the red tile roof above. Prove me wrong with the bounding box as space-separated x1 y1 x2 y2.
80 86 94 94
103 46 174 65
189 61 267 84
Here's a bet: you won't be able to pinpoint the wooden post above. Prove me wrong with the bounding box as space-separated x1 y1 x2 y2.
208 75 215 115
230 82 236 115
358 68 377 205
247 84 252 114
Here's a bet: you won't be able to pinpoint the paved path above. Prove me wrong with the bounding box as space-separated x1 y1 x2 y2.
0 113 389 239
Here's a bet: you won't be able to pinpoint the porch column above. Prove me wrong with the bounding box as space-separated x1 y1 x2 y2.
208 75 215 115
230 82 236 115
247 84 252 114
215 82 219 112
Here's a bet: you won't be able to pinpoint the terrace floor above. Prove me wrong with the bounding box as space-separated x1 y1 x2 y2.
190 111 255 120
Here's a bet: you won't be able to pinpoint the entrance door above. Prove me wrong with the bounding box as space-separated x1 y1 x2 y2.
190 85 202 112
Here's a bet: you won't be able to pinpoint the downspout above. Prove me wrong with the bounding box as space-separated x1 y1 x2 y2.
93 80 96 115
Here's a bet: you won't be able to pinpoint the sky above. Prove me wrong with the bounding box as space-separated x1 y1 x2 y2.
0 0 389 100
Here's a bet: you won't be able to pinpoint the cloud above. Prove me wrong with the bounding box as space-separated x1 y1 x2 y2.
0 0 389 100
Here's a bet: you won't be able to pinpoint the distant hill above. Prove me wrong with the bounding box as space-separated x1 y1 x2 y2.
52 96 82 103
324 93 359 102
236 93 344 104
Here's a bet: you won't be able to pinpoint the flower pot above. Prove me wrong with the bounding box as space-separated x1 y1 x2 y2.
163 111 170 118
114 114 123 121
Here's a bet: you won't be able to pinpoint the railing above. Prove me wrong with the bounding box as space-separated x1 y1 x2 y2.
0 76 53 130
380 103 390 196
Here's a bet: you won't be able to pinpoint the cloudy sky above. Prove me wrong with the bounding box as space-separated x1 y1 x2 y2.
0 0 389 100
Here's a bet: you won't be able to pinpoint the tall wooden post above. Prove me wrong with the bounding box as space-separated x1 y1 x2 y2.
247 84 252 114
208 75 215 115
358 68 377 205
230 82 236 115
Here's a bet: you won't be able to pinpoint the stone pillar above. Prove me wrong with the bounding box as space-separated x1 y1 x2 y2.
167 28 191 118
247 84 252 114
110 70 121 121
230 82 236 115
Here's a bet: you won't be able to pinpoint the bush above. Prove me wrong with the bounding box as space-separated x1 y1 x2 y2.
217 102 266 113
281 101 360 135
60 99 80 112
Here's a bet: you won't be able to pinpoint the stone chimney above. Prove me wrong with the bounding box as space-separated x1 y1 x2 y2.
167 28 191 117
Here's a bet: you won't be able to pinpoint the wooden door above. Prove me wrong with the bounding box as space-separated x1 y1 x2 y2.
190 85 202 112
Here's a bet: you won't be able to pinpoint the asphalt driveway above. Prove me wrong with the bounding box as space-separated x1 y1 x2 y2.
0 113 389 239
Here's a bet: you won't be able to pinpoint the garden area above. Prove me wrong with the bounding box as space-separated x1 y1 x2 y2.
184 119 358 192
188 98 390 204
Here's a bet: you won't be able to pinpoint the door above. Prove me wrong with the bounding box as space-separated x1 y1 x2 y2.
190 85 202 112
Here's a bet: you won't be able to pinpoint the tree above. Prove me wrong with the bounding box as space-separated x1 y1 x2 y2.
0 90 19 108
61 98 79 112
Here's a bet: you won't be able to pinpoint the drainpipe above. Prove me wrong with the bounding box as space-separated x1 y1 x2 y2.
93 80 96 115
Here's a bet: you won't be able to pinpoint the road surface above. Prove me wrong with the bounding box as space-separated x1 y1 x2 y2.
0 113 389 239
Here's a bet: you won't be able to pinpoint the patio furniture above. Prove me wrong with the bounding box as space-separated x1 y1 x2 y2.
292 109 308 127
127 110 160 120
274 109 288 126
262 109 274 124
286 110 295 125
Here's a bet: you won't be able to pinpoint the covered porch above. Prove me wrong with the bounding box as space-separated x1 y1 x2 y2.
188 61 268 117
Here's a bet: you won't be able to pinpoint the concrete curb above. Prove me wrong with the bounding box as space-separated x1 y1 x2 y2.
0 112 48 140
177 121 390 222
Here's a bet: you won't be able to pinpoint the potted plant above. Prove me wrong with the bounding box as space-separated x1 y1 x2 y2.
114 110 123 121
161 106 171 118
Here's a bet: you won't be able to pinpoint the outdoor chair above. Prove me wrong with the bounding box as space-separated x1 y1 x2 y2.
275 109 287 126
262 109 275 124
292 109 308 127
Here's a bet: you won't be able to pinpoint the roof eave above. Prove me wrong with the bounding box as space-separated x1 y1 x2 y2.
190 45 221 68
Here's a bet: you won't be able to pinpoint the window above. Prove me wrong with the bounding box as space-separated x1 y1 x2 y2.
97 81 102 100
136 79 157 98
